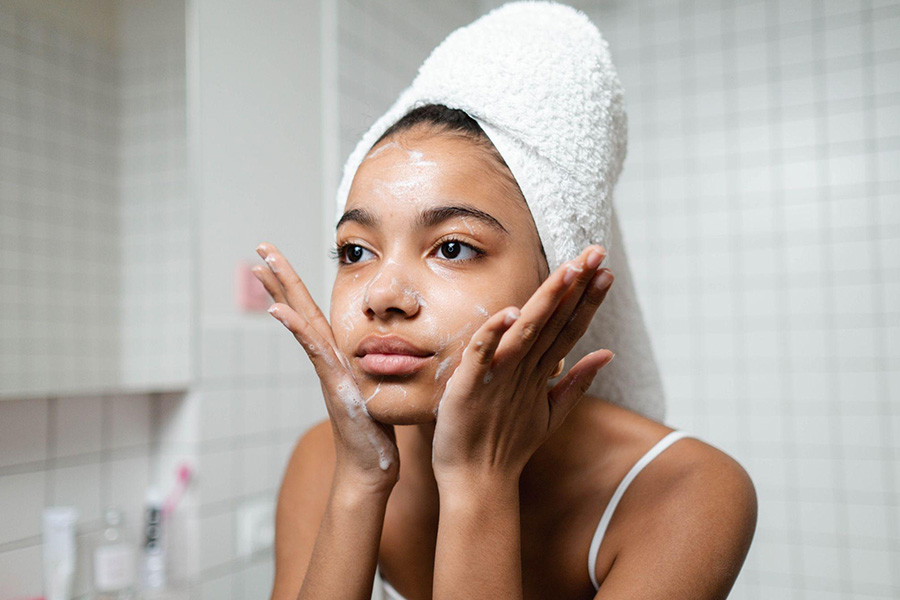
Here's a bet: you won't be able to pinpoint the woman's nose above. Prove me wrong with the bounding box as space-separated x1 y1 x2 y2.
362 262 422 319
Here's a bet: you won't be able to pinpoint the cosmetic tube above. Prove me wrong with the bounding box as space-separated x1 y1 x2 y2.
42 506 79 600
139 487 166 591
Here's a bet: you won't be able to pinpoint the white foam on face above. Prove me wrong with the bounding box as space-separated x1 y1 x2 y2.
460 215 477 236
364 140 400 161
338 284 367 348
363 265 389 305
407 149 437 167
434 354 455 381
364 379 382 404
374 145 441 198
405 287 427 307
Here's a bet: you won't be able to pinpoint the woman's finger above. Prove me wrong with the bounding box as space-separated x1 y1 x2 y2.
464 306 521 383
267 302 342 377
251 265 287 304
546 350 614 434
257 242 337 347
494 244 604 362
526 246 606 369
537 268 614 374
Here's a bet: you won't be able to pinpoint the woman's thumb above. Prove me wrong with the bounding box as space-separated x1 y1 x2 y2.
547 351 614 431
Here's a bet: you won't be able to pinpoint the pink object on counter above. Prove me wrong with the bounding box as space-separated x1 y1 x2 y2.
236 260 270 311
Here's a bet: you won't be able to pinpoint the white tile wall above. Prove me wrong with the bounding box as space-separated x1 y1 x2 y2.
0 393 163 598
0 0 192 400
0 2 121 398
0 0 193 597
578 0 900 597
336 0 482 164
118 0 192 389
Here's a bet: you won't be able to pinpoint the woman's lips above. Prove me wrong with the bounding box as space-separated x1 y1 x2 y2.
359 353 434 376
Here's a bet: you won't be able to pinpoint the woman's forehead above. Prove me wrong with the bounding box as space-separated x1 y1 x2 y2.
345 134 524 227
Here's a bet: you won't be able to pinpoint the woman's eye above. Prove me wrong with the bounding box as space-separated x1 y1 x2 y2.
333 240 482 265
436 240 480 261
342 244 374 263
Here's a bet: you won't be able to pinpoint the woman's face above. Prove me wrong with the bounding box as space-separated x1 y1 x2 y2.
330 128 548 425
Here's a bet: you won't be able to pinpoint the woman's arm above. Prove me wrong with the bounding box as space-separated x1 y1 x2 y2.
297 473 391 599
270 420 393 600
433 475 523 600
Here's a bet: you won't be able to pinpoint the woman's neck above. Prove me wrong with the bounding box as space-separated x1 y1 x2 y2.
392 396 600 506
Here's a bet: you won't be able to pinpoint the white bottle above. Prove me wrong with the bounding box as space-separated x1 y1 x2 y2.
42 506 78 600
139 487 167 593
93 507 137 600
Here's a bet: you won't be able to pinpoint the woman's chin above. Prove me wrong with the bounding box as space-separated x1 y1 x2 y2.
361 382 439 425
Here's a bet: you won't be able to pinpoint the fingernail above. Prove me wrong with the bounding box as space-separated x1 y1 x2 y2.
264 254 278 272
586 248 603 270
563 262 581 285
256 243 267 256
267 305 278 315
504 309 519 327
595 269 613 289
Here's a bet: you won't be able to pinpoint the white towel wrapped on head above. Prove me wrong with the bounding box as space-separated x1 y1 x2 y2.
334 0 666 423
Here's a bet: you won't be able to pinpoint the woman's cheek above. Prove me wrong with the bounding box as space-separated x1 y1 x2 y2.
333 282 367 349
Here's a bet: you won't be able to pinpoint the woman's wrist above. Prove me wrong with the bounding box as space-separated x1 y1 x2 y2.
332 465 397 504
436 468 520 505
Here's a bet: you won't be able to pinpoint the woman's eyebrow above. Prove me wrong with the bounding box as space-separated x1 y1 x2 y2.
336 204 510 236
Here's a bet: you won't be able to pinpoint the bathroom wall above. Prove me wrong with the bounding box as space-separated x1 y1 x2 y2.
0 0 192 597
0 0 121 397
0 0 193 400
118 0 193 389
180 0 327 596
572 0 899 598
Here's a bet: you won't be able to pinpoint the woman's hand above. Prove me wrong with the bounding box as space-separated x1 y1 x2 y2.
431 244 615 490
252 242 399 496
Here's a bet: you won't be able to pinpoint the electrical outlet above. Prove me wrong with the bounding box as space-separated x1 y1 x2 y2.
235 499 275 559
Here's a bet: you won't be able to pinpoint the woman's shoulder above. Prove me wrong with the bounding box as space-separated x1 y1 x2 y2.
574 397 757 585
575 397 758 593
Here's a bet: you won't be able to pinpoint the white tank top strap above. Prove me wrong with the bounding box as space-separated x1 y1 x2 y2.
382 576 407 600
587 429 694 591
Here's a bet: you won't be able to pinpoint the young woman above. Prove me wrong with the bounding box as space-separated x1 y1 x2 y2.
259 3 756 597
256 105 756 600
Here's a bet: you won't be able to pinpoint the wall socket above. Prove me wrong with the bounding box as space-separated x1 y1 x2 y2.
235 498 275 559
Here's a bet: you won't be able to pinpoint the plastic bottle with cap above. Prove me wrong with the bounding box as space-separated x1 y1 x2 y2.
93 506 137 599
42 506 78 600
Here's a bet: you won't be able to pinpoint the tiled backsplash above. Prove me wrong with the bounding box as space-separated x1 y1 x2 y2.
0 393 158 597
